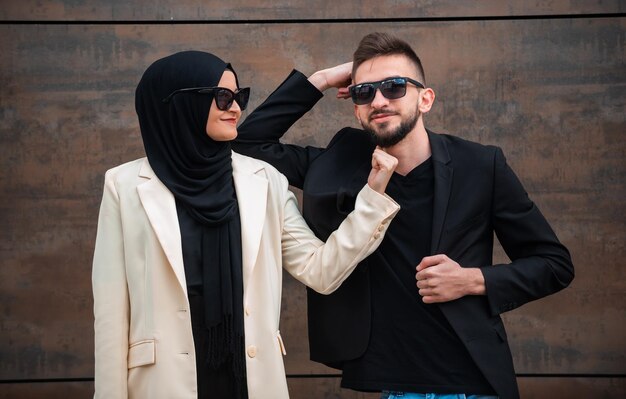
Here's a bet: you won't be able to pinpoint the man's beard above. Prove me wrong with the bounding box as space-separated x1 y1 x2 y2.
362 105 420 148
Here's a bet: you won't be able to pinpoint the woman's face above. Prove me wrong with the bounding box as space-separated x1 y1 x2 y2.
205 70 241 141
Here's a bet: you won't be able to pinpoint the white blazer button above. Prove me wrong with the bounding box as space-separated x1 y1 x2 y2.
245 307 250 316
247 345 257 358
374 232 381 239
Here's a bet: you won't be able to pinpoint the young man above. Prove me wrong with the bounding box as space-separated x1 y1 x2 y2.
234 32 574 399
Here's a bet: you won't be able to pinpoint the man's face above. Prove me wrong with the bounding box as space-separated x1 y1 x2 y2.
353 54 423 148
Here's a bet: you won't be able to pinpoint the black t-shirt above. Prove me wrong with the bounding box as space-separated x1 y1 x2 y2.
341 158 495 395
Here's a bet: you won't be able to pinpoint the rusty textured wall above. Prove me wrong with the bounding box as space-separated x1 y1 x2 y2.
0 2 624 398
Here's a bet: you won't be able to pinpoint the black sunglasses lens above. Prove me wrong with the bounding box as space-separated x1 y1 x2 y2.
214 88 250 110
214 89 235 110
235 88 250 110
352 84 376 105
380 79 407 99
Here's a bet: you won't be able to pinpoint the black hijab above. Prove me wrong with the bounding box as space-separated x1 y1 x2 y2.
135 50 238 223
135 51 246 397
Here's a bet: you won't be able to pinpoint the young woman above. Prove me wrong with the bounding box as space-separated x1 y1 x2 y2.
92 51 399 399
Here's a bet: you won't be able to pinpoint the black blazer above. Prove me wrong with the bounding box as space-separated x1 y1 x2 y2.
234 71 574 399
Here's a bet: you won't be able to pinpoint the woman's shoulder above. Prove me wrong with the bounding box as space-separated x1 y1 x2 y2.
232 151 289 189
232 151 281 176
104 157 147 183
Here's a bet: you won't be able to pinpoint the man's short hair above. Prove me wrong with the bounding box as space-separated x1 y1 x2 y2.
352 32 425 84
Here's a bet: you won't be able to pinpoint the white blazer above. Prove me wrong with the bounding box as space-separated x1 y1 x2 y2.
92 152 399 399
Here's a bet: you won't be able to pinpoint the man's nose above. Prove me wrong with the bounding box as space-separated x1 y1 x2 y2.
370 88 389 109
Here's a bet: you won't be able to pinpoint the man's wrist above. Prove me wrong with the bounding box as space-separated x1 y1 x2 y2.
308 70 329 92
466 268 487 295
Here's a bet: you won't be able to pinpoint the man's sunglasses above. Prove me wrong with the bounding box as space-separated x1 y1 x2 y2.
162 86 251 111
349 77 424 105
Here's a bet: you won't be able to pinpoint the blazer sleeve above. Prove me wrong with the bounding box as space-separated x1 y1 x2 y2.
92 170 130 399
481 147 575 316
233 70 325 189
278 172 400 295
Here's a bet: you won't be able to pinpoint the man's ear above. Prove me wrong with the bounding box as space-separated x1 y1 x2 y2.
419 88 436 113
354 105 362 125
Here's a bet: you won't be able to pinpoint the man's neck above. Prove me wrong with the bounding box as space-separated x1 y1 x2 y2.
385 125 431 176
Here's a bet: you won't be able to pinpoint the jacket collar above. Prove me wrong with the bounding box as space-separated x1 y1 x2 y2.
137 159 187 294
137 153 268 296
231 152 268 291
427 131 453 254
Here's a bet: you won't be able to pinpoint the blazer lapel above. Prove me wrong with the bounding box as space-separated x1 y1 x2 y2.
428 131 454 254
232 153 268 291
136 159 187 295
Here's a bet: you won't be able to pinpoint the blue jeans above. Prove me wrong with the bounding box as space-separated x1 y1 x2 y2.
381 393 498 399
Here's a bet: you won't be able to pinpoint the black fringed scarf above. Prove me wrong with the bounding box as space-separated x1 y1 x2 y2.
135 51 247 398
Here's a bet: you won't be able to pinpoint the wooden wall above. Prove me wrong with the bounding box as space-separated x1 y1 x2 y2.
1 1 624 398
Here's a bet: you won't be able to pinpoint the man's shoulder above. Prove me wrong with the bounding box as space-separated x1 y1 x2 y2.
431 131 501 160
429 131 505 172
432 131 499 153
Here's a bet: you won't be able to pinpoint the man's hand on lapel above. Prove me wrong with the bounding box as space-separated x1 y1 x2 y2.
415 254 486 303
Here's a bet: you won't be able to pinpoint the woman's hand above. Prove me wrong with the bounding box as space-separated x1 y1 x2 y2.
368 146 398 194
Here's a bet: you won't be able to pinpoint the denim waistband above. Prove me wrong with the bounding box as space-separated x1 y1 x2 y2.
381 392 499 399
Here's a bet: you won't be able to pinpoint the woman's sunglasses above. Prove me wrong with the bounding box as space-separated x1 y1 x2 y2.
162 86 251 111
349 77 424 105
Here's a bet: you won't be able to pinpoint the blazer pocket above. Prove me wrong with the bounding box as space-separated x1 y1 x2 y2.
128 339 156 369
